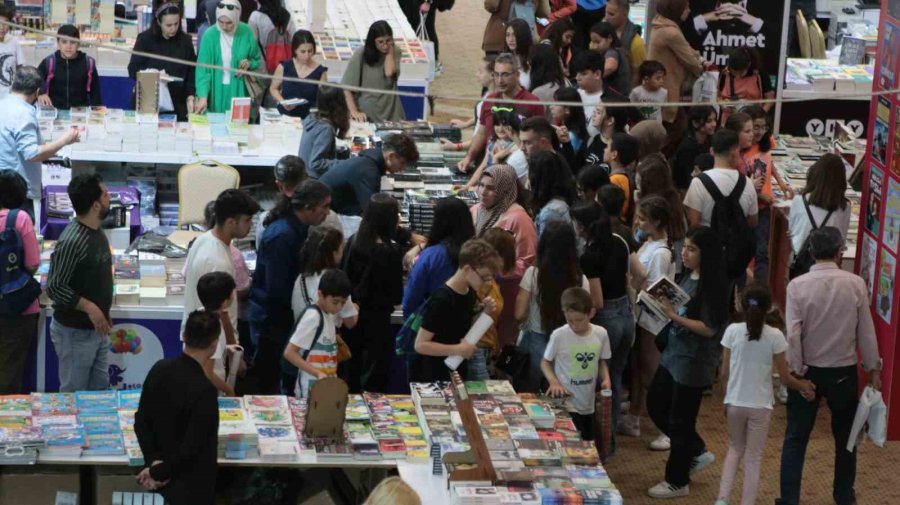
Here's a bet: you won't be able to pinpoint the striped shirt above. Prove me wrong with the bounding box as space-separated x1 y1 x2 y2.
47 220 112 329
288 306 338 398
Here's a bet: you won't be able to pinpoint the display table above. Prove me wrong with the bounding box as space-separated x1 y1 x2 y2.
778 59 873 137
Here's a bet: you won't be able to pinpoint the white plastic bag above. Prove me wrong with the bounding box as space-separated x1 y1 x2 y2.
692 71 720 117
846 386 886 451
417 12 436 82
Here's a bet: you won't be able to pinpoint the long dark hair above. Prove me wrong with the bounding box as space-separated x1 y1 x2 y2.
803 153 849 211
740 283 771 342
151 2 183 39
741 105 773 153
257 0 290 30
363 20 393 67
299 227 344 275
683 226 729 328
542 18 574 56
529 44 566 91
426 197 475 268
291 29 316 56
528 151 576 215
570 202 614 254
590 21 621 48
352 193 399 254
553 87 587 141
687 105 716 138
264 156 307 227
638 154 685 241
505 18 533 73
536 221 582 331
315 85 350 138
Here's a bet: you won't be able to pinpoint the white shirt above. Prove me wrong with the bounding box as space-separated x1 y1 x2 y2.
289 307 340 397
579 88 602 137
637 238 675 285
506 146 529 185
683 167 759 227
182 231 237 379
543 323 611 414
0 37 25 98
220 32 234 85
721 322 788 409
519 68 531 91
788 196 852 254
290 271 359 322
520 266 590 333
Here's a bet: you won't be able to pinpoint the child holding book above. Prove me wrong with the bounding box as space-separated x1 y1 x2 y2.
37 25 102 109
196 271 238 397
715 284 815 505
283 269 353 398
411 239 500 383
542 287 611 441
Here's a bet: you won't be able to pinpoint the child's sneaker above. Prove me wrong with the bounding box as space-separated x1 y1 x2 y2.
649 434 671 451
647 481 689 499
690 451 716 476
618 413 640 437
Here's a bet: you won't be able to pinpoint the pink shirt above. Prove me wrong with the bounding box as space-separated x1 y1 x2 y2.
0 209 40 315
470 202 537 278
785 263 881 375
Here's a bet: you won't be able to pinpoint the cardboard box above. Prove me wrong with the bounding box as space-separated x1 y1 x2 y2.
93 466 144 505
0 466 79 505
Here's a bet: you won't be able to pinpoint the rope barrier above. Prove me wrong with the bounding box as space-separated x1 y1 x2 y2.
4 19 892 111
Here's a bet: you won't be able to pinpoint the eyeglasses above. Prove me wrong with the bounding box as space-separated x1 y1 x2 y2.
217 3 238 10
492 72 515 79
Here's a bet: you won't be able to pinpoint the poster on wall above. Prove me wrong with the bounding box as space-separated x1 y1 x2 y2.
885 178 900 253
868 165 884 237
877 249 897 324
862 233 879 298
879 23 899 90
680 0 786 77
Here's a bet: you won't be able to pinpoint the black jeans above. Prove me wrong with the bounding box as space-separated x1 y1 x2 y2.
777 365 859 505
647 366 706 488
571 5 606 52
249 324 291 395
0 313 38 394
570 412 596 441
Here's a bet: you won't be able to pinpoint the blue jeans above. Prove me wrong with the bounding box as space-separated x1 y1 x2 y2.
518 329 549 393
50 320 110 392
594 296 635 456
777 366 859 505
467 347 491 381
754 207 770 282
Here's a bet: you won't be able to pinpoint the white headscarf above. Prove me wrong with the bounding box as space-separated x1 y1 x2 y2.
216 0 241 27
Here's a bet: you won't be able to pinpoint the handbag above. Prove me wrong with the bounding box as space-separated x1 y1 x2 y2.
335 334 352 363
494 344 529 380
243 74 266 104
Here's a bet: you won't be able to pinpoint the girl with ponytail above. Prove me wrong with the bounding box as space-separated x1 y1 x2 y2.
714 283 815 505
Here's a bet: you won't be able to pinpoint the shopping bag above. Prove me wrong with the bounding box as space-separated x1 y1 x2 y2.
417 12 436 81
846 385 885 451
692 70 720 117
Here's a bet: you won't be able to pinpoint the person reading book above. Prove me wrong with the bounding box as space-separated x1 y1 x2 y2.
196 272 238 397
410 239 501 383
135 310 220 505
283 269 353 398
542 287 611 441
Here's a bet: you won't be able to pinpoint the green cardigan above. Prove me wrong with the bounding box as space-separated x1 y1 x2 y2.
195 23 261 113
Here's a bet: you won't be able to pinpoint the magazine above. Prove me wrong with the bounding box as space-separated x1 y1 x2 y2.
636 276 691 335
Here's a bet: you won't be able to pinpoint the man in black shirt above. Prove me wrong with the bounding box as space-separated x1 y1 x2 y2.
135 310 221 505
47 173 112 392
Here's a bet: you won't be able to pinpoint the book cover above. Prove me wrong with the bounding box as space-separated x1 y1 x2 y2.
75 391 118 412
116 390 142 410
217 397 243 410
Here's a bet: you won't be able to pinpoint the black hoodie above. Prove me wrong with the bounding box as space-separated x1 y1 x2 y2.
37 50 102 109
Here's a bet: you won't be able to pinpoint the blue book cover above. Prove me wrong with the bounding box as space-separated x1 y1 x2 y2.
117 390 142 410
44 424 87 447
78 413 121 434
75 391 118 412
84 431 125 455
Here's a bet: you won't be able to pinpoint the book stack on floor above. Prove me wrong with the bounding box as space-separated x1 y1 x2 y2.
245 395 301 462
217 397 259 460
76 391 125 456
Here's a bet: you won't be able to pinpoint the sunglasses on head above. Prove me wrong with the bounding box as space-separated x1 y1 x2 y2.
217 3 238 10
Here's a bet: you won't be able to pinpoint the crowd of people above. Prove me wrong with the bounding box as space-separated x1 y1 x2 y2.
0 0 886 504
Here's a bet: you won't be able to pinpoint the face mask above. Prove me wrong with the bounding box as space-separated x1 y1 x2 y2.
633 228 646 244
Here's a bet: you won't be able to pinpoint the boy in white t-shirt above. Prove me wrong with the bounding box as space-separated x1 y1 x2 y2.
629 60 668 122
0 6 25 99
542 287 611 441
196 272 238 396
283 269 353 398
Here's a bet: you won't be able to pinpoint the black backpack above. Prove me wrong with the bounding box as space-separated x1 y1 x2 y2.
788 196 834 280
698 173 757 279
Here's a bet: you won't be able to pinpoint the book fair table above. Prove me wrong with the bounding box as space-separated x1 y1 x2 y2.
0 382 622 505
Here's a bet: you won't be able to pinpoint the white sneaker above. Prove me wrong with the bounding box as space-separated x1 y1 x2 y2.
690 451 716 476
649 434 671 451
618 413 640 437
776 384 788 404
647 481 689 499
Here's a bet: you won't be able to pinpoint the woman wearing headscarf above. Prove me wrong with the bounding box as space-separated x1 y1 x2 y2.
194 0 261 114
128 3 196 120
470 164 537 278
470 164 538 348
629 119 668 158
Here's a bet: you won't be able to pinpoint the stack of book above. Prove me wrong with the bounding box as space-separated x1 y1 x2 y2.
0 395 43 463
245 396 300 462
113 255 141 306
138 253 167 306
76 391 125 456
363 393 430 460
31 393 82 458
217 397 258 460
